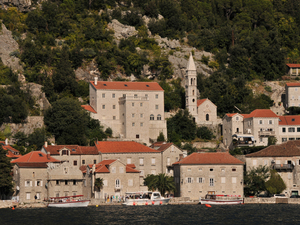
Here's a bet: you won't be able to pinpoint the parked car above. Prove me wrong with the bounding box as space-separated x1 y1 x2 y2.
273 194 287 198
290 195 300 198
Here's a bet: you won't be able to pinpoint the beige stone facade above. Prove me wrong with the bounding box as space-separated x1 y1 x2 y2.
173 152 244 200
285 83 300 108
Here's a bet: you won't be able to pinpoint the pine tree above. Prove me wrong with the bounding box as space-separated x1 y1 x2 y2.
0 146 13 198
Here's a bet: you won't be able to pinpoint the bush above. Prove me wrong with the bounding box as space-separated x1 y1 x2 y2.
196 126 213 140
105 127 112 137
264 86 272 92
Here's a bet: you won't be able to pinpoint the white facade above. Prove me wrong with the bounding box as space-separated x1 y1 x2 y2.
285 83 300 108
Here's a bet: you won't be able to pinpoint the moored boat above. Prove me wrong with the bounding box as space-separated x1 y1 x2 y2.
46 195 90 207
122 191 170 206
199 194 243 205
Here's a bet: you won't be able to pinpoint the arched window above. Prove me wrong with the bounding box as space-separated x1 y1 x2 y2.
150 114 154 120
191 78 193 85
192 90 195 95
157 114 161 120
206 114 209 121
115 179 120 188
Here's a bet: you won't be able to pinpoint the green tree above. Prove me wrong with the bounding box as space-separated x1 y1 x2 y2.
265 170 286 195
0 145 13 198
27 128 49 150
94 177 104 192
196 126 213 140
157 132 166 142
244 165 270 196
144 174 176 196
268 136 277 146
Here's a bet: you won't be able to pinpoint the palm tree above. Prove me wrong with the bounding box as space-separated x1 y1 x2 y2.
144 174 176 197
94 178 104 192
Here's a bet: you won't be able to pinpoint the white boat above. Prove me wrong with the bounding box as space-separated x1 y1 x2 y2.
47 195 90 207
122 191 171 206
199 194 243 205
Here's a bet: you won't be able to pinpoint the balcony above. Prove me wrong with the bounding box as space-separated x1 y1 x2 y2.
258 130 275 137
271 163 294 171
232 134 255 147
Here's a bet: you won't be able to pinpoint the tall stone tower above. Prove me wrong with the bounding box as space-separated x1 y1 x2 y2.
185 53 198 122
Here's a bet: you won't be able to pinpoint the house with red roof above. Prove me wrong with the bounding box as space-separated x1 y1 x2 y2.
173 152 244 200
223 109 279 149
278 115 300 144
246 140 300 196
81 77 167 145
83 159 140 199
285 82 300 108
286 64 300 77
0 139 21 160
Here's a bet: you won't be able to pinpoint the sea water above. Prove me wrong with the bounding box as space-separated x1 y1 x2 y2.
1 204 300 225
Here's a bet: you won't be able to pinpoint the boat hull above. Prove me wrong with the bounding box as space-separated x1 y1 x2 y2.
122 198 170 206
199 199 243 205
47 200 90 207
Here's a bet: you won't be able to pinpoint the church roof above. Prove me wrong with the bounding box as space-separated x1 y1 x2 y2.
186 53 196 71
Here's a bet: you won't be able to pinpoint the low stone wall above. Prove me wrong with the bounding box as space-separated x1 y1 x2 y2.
193 141 218 149
244 197 300 204
0 200 17 209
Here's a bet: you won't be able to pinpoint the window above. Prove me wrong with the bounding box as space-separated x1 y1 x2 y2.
298 127 300 132
206 114 209 121
73 180 77 185
73 160 77 166
259 120 263 124
36 180 42 186
25 180 31 187
269 120 272 124
236 117 239 121
209 178 214 186
132 113 135 118
140 170 144 176
113 116 116 120
282 128 286 133
56 193 59 197
26 193 30 200
232 177 237 184
140 122 143 127
167 157 170 166
155 105 159 109
289 138 295 140
65 180 68 185
56 180 60 186
62 150 68 155
132 103 134 107
157 114 161 120
123 94 126 97
113 105 116 109
111 167 116 173
150 114 154 120
140 114 143 118
140 158 144 166
210 168 213 171
127 158 131 164
136 134 139 138
134 94 138 98
94 160 97 164
188 168 191 171
140 103 143 107
36 192 41 200
145 94 148 98
289 128 295 132
155 94 158 99
236 128 239 133
112 93 115 98
151 158 156 165
119 167 124 173
187 178 192 183
82 160 85 164
221 177 226 184
102 93 105 98
198 178 203 183
221 168 225 172
232 168 236 172
128 179 133 186
132 122 135 126
103 180 108 186
102 105 105 109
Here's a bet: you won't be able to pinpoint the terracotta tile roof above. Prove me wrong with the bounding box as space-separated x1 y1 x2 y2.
279 115 300 125
248 109 278 118
92 160 139 173
126 166 140 173
95 141 159 153
15 162 48 168
6 150 21 158
11 151 60 164
90 81 163 91
286 64 300 68
157 143 174 152
197 99 208 107
149 142 166 148
225 113 238 118
44 145 98 155
286 82 300 87
173 152 244 165
246 140 300 157
81 105 97 113
126 164 136 169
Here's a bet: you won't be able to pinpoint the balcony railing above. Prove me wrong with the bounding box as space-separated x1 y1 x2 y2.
258 130 275 137
272 164 294 171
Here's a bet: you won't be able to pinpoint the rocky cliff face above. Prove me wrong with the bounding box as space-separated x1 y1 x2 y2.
0 0 32 12
0 23 23 71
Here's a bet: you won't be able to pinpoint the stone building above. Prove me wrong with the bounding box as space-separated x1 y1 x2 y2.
278 115 300 144
1 139 20 160
173 152 244 200
82 79 167 145
245 140 300 196
286 64 300 77
285 82 300 108
223 109 279 149
84 160 140 200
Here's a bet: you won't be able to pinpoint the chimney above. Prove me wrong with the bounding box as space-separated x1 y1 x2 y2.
5 138 8 146
47 152 50 160
94 76 98 85
45 142 48 148
179 154 184 161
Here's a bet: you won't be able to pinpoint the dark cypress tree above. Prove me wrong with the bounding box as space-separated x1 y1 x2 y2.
0 146 13 198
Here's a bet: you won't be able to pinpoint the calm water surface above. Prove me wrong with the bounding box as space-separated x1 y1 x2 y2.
0 204 299 225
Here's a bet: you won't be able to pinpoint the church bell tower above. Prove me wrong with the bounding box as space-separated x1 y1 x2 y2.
185 53 197 122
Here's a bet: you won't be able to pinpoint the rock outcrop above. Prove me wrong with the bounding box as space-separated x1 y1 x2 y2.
0 0 32 12
0 23 23 71
107 19 138 41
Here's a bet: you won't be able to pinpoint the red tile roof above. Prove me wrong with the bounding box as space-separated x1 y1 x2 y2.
43 145 98 155
15 162 48 168
149 142 167 148
126 164 136 169
157 143 174 152
95 141 159 153
225 113 239 118
1 141 20 158
197 99 207 107
173 152 244 165
248 109 278 118
246 140 300 157
11 151 60 164
81 105 97 113
91 81 163 91
286 64 300 68
279 115 300 125
286 82 300 87
88 160 139 173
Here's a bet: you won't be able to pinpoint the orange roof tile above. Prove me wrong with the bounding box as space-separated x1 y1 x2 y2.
126 166 140 173
95 141 159 153
225 113 238 118
173 152 244 165
286 82 300 87
149 142 166 148
126 164 136 169
11 151 60 164
157 143 174 152
44 145 98 155
279 115 300 125
286 64 300 68
16 162 48 168
81 105 97 113
248 109 278 118
6 150 21 158
197 99 207 107
246 140 300 157
90 81 163 91
92 160 139 173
